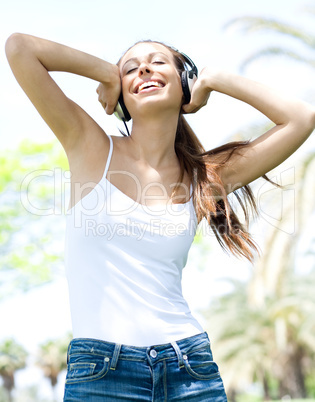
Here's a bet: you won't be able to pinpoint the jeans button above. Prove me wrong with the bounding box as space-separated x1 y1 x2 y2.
150 349 157 358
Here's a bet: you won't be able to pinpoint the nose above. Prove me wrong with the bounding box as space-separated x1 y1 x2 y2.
138 62 151 76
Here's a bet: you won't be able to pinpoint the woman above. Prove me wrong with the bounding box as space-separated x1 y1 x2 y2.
5 33 315 401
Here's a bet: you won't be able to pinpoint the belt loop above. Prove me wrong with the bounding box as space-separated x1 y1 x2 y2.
171 341 184 369
110 343 121 370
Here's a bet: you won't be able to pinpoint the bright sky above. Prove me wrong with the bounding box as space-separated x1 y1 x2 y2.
1 0 315 398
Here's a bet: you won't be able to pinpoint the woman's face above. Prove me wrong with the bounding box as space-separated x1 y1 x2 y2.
119 42 183 120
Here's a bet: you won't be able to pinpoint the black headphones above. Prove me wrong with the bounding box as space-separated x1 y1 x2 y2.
114 50 198 123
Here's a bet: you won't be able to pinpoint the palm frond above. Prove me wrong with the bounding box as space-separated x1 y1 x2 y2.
225 16 315 49
239 47 315 72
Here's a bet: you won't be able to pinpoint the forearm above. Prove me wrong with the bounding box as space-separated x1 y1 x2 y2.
205 69 315 130
5 33 119 85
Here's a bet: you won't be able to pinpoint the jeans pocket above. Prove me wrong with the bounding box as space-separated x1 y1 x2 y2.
183 346 221 381
68 362 96 378
65 355 110 384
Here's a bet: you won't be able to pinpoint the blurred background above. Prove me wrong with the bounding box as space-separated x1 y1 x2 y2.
1 0 315 400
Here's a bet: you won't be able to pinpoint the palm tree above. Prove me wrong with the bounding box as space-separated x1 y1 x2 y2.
36 333 71 401
225 3 315 326
224 9 315 300
203 278 276 400
201 9 315 399
0 338 28 402
203 269 315 399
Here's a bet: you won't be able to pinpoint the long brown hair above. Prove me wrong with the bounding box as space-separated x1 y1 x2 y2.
175 114 259 262
118 40 270 262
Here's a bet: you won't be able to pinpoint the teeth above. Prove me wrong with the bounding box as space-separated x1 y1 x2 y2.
138 81 163 93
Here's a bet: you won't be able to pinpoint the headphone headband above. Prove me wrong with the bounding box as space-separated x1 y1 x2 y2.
175 50 198 77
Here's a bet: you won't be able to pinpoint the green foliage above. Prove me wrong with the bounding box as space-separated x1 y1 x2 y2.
0 140 68 299
0 338 28 374
36 332 72 389
203 269 315 396
0 338 28 397
0 333 72 400
306 371 315 398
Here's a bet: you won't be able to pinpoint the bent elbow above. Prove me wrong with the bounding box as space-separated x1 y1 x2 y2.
5 33 28 61
295 105 315 136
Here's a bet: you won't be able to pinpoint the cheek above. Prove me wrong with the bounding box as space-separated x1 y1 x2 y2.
172 76 185 103
121 78 133 105
120 79 137 115
173 72 183 93
121 76 130 94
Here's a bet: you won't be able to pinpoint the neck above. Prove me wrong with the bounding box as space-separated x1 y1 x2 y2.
127 113 179 167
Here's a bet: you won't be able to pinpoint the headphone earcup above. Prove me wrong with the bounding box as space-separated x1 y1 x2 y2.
181 71 191 104
181 70 198 104
114 93 131 122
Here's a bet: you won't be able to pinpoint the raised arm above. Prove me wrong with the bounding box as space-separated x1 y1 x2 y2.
184 68 315 193
5 33 121 154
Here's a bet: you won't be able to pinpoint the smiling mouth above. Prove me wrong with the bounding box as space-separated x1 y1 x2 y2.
137 81 164 93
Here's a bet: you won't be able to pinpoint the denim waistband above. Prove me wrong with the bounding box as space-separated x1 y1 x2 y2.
67 332 209 370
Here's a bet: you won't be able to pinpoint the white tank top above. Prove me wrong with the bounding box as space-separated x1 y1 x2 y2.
65 134 204 346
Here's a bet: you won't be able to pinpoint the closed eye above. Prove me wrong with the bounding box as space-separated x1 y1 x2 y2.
125 60 165 75
126 67 137 74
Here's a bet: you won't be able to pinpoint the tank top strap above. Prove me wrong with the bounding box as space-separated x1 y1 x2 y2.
102 134 113 180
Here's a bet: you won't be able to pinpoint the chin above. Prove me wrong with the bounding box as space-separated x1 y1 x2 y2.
128 97 181 119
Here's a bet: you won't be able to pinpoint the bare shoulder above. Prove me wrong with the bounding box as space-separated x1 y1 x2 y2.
67 126 112 209
70 127 112 177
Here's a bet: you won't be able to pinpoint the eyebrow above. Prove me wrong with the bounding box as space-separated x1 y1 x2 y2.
121 52 170 70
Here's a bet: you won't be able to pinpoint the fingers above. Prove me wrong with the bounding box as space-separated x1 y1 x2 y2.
182 92 210 114
182 100 201 113
96 82 120 115
182 72 212 114
105 102 116 115
98 99 116 115
96 84 113 114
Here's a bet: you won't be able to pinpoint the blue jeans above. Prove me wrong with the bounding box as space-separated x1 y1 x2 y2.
63 332 227 401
